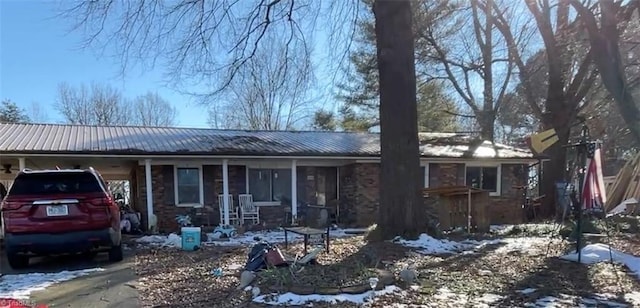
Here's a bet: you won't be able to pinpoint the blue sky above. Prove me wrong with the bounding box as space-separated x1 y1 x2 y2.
0 0 210 127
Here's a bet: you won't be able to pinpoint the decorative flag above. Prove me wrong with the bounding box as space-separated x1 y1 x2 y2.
581 147 607 210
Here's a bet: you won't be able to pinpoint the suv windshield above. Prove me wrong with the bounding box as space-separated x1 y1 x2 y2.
8 172 103 195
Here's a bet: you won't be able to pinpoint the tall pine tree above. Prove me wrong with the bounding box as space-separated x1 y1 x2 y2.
316 0 459 132
0 100 30 124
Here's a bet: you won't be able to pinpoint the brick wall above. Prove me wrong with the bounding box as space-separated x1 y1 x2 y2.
138 161 529 232
338 163 380 227
338 162 529 228
338 164 357 225
137 165 193 233
491 164 528 224
429 163 465 187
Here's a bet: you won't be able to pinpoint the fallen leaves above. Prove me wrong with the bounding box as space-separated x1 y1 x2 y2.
134 232 640 307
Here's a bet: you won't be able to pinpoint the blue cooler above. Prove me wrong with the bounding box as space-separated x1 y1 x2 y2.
181 227 201 251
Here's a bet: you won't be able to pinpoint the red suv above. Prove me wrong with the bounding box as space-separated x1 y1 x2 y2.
1 168 123 269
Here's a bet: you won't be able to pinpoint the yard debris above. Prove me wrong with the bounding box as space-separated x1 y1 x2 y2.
134 230 640 307
399 267 418 285
237 271 256 290
605 151 640 213
211 225 238 238
608 198 640 216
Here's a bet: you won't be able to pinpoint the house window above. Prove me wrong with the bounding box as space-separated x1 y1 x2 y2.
175 167 202 205
466 165 500 194
248 168 292 203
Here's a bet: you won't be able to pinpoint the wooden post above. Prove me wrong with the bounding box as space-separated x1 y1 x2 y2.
144 159 154 231
291 160 298 225
222 159 230 226
467 189 472 232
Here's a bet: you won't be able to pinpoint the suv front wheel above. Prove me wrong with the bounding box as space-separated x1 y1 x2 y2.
7 252 29 269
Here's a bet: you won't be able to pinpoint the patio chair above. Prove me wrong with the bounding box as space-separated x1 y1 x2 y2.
239 194 260 225
217 194 240 225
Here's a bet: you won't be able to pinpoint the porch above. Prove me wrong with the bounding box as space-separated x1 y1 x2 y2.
135 159 348 232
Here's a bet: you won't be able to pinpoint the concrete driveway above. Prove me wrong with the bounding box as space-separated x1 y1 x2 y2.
1 244 139 308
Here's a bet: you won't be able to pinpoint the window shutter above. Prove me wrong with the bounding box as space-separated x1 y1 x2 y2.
162 165 174 205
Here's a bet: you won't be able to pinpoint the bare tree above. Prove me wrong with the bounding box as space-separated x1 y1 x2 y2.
207 32 313 130
62 0 438 239
57 82 177 127
28 102 48 123
415 0 529 141
56 82 131 125
491 0 599 217
132 92 178 127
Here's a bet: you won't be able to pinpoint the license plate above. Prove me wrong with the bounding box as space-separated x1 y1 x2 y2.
46 205 69 217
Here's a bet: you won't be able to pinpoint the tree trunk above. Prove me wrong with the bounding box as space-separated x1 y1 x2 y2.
478 110 496 141
372 0 433 240
540 127 570 219
539 101 574 219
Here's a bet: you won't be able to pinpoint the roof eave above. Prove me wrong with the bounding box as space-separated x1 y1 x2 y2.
0 150 537 161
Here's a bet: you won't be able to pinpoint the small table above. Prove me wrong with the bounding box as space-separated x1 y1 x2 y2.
283 226 330 254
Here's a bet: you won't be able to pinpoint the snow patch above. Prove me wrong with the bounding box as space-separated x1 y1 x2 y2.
136 233 182 248
394 234 496 255
492 237 557 255
206 228 365 247
607 198 638 216
490 224 557 236
395 233 556 256
432 287 504 307
518 288 537 295
252 285 401 305
525 293 628 307
136 228 366 248
0 268 105 299
625 292 640 306
560 243 640 279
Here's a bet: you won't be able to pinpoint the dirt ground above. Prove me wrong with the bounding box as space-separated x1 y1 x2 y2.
2 228 639 307
133 232 640 307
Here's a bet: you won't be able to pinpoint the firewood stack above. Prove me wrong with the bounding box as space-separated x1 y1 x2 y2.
604 152 640 213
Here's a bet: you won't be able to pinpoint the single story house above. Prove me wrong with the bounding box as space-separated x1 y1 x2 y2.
0 123 538 232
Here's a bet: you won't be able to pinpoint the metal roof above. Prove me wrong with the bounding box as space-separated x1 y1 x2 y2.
0 123 534 159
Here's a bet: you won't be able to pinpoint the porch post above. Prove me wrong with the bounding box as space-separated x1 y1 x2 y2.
291 160 297 224
222 159 230 226
144 159 154 231
18 158 26 171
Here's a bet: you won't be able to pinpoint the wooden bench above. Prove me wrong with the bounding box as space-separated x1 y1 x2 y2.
283 226 330 254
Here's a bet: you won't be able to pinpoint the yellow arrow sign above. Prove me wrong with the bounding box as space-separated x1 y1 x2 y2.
528 128 559 154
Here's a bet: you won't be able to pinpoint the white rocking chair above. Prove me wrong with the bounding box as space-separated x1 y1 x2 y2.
238 194 260 225
217 194 240 226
